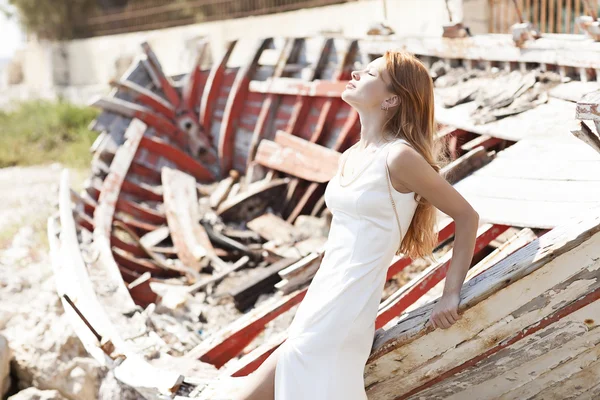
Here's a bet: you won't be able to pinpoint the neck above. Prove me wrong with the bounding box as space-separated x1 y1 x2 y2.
355 108 389 149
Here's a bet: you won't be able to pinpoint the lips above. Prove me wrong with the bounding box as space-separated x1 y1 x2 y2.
346 81 356 89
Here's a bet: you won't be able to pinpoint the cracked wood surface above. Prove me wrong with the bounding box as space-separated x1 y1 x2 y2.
364 209 600 399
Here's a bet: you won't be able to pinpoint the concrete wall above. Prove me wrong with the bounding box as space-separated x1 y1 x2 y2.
2 0 469 106
462 0 490 35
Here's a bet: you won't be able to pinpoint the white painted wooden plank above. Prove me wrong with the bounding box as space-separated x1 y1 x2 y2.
435 98 577 142
456 195 596 229
365 211 600 399
500 342 600 399
468 157 600 181
443 314 600 399
494 136 600 161
549 81 600 103
454 175 600 202
359 35 600 69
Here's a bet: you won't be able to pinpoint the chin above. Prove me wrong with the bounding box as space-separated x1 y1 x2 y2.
341 90 356 105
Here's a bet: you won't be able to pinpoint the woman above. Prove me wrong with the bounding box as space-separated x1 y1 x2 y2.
218 50 479 400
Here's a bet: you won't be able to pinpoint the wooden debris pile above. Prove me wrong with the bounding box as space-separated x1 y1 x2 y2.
434 64 563 124
47 30 600 399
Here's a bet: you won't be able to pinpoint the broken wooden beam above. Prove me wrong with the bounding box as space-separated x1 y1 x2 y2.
255 130 341 183
162 167 228 272
365 209 600 399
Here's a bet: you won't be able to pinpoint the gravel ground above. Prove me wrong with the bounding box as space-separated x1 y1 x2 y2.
0 164 143 399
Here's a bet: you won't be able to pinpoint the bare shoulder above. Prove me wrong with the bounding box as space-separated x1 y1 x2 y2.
387 140 426 169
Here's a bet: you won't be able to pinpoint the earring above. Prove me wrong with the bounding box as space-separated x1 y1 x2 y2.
381 104 389 111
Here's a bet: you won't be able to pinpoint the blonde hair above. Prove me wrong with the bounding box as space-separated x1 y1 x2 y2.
380 50 449 262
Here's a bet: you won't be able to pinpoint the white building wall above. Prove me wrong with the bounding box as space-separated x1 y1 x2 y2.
3 0 474 106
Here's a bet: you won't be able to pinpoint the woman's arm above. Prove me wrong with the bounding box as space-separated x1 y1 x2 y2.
388 143 480 329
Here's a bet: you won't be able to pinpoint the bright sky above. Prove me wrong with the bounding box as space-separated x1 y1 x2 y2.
0 0 24 59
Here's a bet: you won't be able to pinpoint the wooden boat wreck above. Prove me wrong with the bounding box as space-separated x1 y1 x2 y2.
47 22 600 400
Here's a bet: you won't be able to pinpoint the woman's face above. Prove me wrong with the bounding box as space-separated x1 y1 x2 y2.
341 56 394 109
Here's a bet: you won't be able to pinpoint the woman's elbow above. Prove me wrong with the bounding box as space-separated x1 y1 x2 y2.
456 206 479 226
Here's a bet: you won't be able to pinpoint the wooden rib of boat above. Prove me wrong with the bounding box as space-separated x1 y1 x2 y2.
48 29 600 399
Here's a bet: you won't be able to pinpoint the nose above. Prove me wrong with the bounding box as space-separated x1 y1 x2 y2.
351 70 359 81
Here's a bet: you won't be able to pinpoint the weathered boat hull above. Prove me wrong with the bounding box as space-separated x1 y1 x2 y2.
48 31 600 399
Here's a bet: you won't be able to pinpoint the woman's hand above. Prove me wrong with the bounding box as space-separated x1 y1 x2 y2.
427 292 462 330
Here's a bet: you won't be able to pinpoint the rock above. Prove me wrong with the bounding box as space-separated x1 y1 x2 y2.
98 370 145 400
8 387 67 400
9 313 102 400
1 334 10 396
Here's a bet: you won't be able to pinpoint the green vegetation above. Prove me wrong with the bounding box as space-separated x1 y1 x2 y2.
0 100 99 168
8 0 96 40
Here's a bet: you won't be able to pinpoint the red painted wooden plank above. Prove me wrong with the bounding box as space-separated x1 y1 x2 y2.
200 40 237 138
249 77 347 97
93 119 148 308
120 179 163 202
375 224 511 330
182 39 209 111
246 38 299 170
285 108 359 223
399 285 600 399
110 79 176 119
138 135 215 182
189 289 306 368
116 197 166 225
195 220 458 371
92 97 187 148
141 41 181 108
219 38 273 176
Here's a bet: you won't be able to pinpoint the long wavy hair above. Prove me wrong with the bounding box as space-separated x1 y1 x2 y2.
380 50 449 262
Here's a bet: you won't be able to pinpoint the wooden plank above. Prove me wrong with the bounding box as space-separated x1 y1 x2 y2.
115 197 166 225
200 39 236 140
187 288 307 368
91 96 186 149
466 157 600 180
249 77 347 97
203 220 456 374
230 257 298 311
549 0 555 32
442 146 494 184
139 135 214 182
285 109 359 223
500 343 600 399
459 135 504 152
246 212 300 242
51 170 184 397
283 39 359 223
457 195 597 229
435 97 578 141
571 121 600 155
576 89 600 120
216 179 288 223
411 298 600 399
375 224 510 330
93 119 147 307
549 80 599 103
110 79 176 119
162 167 224 272
454 174 600 202
365 210 600 399
494 134 600 160
255 131 341 183
402 227 538 316
245 37 300 171
182 38 209 111
358 34 600 69
219 37 272 175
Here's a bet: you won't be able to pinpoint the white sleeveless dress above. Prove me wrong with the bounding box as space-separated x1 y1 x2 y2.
274 138 419 400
